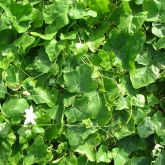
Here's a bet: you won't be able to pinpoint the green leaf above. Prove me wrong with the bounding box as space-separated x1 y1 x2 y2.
77 156 96 165
155 38 165 49
111 111 135 139
151 111 165 137
95 0 111 14
67 126 97 147
45 39 62 62
3 64 25 90
130 65 160 89
86 92 101 119
29 87 53 106
132 94 145 107
56 154 77 165
32 126 44 134
112 147 129 165
0 1 33 33
152 151 165 165
96 145 111 163
0 139 12 164
87 23 108 52
30 25 57 40
135 46 155 66
1 98 29 124
14 35 35 54
27 137 53 163
95 94 112 126
64 70 79 92
105 29 145 70
45 125 63 141
17 127 32 141
152 23 165 38
147 94 159 106
33 48 51 73
115 96 132 110
0 83 7 98
64 64 97 93
142 0 161 21
119 11 147 34
8 152 22 165
79 64 97 93
129 156 151 165
0 122 10 138
65 107 86 124
137 117 155 138
75 143 96 162
134 106 151 124
43 0 69 29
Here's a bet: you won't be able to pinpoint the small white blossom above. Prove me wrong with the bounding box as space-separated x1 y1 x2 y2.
24 106 37 125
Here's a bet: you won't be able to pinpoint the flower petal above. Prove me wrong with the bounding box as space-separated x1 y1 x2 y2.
24 118 30 125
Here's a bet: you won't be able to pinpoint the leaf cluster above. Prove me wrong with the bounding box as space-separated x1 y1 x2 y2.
0 0 165 164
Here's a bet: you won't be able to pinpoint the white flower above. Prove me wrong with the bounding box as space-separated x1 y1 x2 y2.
24 106 37 125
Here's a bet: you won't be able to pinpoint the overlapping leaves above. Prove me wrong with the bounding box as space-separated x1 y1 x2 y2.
0 0 165 164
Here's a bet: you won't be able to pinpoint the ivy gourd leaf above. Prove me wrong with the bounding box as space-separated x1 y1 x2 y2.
29 87 54 106
119 11 147 34
79 64 97 93
135 46 155 66
134 106 151 125
3 64 25 90
43 0 69 29
1 98 29 124
152 23 165 38
27 137 53 163
0 122 10 138
87 23 109 52
67 126 97 147
96 145 111 163
33 48 51 73
95 0 111 14
64 64 97 93
115 96 132 110
14 35 35 54
112 147 129 165
132 94 145 107
84 92 101 119
137 117 155 138
105 29 145 70
142 0 161 21
129 156 152 165
130 65 160 89
57 154 77 165
0 1 33 33
0 83 7 98
75 143 96 162
31 25 57 40
155 38 165 49
152 150 165 165
45 39 63 62
110 111 135 139
95 94 112 126
77 156 96 165
151 111 165 137
0 139 12 164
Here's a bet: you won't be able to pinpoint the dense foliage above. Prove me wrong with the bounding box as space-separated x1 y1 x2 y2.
0 0 165 164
